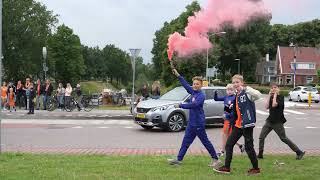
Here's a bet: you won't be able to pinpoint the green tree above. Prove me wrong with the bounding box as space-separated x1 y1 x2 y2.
3 0 58 81
48 25 85 85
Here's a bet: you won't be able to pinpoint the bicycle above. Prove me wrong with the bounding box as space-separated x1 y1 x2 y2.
64 95 95 112
47 95 58 111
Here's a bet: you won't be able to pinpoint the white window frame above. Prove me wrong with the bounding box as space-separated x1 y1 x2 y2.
306 76 313 84
286 75 292 84
291 62 316 70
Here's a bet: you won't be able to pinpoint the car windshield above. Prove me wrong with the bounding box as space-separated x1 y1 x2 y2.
159 87 189 101
303 87 317 92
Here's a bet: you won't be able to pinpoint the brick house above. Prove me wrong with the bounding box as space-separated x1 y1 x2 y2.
275 46 320 85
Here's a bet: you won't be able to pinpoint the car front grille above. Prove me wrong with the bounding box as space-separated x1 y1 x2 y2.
137 108 151 113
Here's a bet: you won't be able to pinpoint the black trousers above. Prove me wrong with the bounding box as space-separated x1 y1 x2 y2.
225 127 258 169
29 100 34 113
259 122 301 153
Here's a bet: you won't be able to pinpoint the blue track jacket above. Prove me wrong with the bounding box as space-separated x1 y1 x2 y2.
178 76 205 127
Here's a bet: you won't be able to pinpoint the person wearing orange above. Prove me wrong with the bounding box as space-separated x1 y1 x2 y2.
214 84 244 157
7 87 16 112
1 81 8 110
214 74 262 175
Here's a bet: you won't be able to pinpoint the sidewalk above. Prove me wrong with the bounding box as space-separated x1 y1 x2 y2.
1 109 133 120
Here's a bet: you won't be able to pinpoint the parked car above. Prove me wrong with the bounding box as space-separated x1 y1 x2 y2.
133 86 225 132
288 86 320 103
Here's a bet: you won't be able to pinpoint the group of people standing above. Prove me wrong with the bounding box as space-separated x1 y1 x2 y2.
168 67 305 176
136 81 161 101
0 78 83 114
1 78 53 114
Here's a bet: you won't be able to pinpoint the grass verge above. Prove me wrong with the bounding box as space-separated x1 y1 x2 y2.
0 153 319 180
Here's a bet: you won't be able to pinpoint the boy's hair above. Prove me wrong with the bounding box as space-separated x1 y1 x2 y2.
232 74 244 82
226 84 234 90
270 82 279 87
192 76 203 84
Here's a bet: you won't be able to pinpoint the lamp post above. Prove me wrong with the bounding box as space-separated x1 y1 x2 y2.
235 58 240 74
42 47 48 80
206 31 226 81
129 48 141 117
0 0 3 154
289 43 297 88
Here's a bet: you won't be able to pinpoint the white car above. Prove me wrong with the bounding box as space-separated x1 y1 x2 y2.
289 86 320 103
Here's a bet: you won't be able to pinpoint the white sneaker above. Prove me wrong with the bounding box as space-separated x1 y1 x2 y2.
167 158 182 165
208 159 221 169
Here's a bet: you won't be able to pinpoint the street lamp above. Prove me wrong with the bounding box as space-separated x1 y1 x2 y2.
42 47 48 80
289 43 297 88
235 58 240 74
206 31 226 81
0 0 3 154
129 48 141 117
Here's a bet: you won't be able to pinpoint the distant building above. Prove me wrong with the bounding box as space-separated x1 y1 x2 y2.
256 54 277 84
276 46 320 85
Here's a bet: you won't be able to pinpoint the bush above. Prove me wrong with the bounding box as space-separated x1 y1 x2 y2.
279 90 290 97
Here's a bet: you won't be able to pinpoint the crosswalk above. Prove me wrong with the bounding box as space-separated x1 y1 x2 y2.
256 109 305 116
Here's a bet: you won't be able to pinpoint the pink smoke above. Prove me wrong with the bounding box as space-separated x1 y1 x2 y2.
167 0 270 60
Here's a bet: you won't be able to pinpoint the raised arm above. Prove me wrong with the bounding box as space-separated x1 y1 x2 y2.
246 86 262 102
214 90 225 101
172 69 193 94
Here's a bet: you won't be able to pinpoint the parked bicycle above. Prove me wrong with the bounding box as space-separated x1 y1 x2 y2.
47 95 96 112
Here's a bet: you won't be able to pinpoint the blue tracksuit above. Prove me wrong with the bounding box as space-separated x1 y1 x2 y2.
177 76 218 161
214 93 235 121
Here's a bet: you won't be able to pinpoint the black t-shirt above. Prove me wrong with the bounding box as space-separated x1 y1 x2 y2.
267 94 287 124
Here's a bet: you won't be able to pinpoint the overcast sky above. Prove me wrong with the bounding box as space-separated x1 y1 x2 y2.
37 0 320 64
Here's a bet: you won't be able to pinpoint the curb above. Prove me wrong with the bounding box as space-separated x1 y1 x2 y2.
3 147 320 156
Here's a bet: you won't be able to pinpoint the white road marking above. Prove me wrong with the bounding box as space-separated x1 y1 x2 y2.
284 109 305 115
72 126 83 129
284 126 292 129
98 127 110 129
124 126 134 129
256 110 268 115
306 126 318 129
256 126 263 129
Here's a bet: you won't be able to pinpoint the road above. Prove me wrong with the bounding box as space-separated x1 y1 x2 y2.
1 95 320 155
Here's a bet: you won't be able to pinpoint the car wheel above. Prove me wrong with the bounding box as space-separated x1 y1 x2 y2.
315 100 319 103
297 95 302 102
140 125 154 130
289 95 292 101
166 113 185 132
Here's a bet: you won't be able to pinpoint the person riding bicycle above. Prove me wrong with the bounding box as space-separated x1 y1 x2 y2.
75 84 84 111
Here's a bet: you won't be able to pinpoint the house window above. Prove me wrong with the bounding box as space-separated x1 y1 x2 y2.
286 75 292 84
291 63 316 70
309 64 315 69
268 67 275 74
306 76 313 84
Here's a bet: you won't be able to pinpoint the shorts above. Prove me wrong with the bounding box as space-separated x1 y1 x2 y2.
222 119 232 135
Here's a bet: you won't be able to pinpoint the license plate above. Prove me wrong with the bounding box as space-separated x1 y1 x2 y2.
136 113 145 119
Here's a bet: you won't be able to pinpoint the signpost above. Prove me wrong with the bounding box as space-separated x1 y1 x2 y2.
129 48 141 118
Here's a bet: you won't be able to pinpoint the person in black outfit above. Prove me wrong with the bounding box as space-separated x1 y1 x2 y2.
27 83 36 114
16 81 24 109
258 83 305 160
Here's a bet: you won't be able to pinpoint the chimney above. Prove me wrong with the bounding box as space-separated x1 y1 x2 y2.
266 54 269 62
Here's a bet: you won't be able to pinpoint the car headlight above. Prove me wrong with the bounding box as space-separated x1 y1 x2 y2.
152 105 170 112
